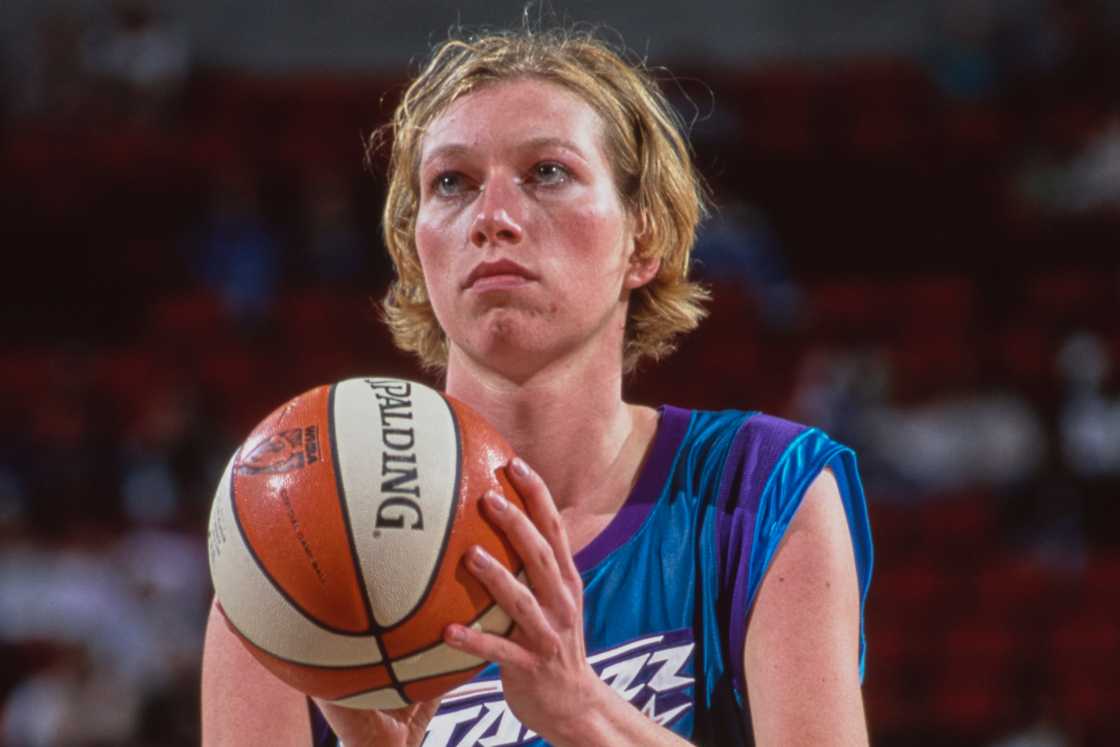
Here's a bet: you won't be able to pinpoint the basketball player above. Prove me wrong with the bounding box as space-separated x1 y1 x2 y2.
202 28 873 747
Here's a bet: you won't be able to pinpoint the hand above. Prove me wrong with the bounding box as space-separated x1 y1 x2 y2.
315 698 441 747
443 457 608 744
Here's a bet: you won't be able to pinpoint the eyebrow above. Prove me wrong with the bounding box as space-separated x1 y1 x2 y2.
420 137 591 167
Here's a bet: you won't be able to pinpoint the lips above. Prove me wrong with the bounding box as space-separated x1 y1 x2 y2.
462 259 538 290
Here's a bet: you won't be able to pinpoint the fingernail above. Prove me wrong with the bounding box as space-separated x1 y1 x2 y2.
511 457 530 477
446 625 465 643
486 490 507 511
469 546 491 569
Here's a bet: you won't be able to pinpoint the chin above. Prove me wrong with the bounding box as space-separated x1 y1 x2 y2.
452 306 611 378
476 306 553 346
462 324 565 380
476 330 549 369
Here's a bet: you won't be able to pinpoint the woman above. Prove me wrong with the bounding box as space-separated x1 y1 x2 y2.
202 27 873 747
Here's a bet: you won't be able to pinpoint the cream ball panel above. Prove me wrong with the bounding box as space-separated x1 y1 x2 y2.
331 686 409 710
208 454 385 667
332 378 459 630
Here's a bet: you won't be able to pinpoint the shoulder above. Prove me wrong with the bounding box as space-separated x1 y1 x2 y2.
653 405 845 515
667 407 828 501
775 469 854 576
720 410 871 608
667 405 813 452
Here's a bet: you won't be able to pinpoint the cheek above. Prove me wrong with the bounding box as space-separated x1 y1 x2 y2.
555 198 629 272
415 212 455 274
414 219 456 313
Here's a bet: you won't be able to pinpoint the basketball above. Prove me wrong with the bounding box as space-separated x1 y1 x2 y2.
206 377 524 709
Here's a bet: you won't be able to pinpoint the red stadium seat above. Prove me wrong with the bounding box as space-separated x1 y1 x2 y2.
150 291 230 341
870 560 955 631
1050 611 1120 736
915 493 997 561
974 557 1061 623
930 673 1017 739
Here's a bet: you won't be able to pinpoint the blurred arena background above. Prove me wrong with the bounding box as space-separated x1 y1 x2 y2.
1 0 1118 745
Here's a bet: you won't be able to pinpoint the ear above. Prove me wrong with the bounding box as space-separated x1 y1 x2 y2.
623 211 661 290
625 251 661 290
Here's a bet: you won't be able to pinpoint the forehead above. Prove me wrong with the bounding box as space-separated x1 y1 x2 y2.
419 78 609 162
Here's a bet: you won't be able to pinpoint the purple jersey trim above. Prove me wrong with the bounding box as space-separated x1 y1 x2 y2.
573 405 693 573
715 413 807 697
308 696 332 747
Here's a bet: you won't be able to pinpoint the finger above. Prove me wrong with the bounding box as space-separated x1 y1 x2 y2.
316 697 441 747
465 544 560 651
507 457 581 586
481 489 571 613
444 620 535 670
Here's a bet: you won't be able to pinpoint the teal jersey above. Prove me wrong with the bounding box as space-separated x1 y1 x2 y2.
312 406 873 746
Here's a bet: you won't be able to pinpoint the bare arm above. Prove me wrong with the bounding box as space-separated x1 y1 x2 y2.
744 469 869 746
201 599 313 747
202 598 442 747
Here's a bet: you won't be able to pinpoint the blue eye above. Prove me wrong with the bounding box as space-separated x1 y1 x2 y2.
433 172 466 196
533 162 570 185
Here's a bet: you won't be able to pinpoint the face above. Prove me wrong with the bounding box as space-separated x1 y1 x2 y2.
414 77 658 380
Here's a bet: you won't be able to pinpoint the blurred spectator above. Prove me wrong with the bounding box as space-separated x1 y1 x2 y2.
991 0 1074 85
789 347 890 439
1060 113 1120 213
26 9 90 121
4 0 190 126
1005 465 1088 573
25 353 120 533
298 168 370 288
0 467 29 532
1 647 143 747
2 6 91 122
113 527 210 665
1014 112 1120 214
786 348 926 500
119 379 222 526
0 524 209 746
692 200 803 330
930 0 1118 108
795 343 1049 497
988 722 1070 747
83 0 190 125
1058 331 1120 477
185 165 282 334
863 391 1046 493
927 0 1000 101
0 539 150 744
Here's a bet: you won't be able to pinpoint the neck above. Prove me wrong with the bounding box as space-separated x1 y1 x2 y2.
443 340 640 516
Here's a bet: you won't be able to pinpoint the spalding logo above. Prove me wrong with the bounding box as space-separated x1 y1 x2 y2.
236 426 321 475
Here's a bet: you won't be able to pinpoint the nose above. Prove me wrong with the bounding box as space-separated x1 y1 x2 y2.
469 178 524 249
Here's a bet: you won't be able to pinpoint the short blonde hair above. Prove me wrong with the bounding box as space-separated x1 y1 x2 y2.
373 27 709 373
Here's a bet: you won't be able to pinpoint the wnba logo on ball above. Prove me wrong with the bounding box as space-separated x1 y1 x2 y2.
366 378 425 533
236 425 322 475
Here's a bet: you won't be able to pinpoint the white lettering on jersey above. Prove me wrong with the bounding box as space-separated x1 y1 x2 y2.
418 631 696 746
421 705 481 745
600 652 651 700
647 644 695 692
641 693 692 727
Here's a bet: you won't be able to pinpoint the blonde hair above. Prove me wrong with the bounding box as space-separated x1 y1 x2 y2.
372 26 709 373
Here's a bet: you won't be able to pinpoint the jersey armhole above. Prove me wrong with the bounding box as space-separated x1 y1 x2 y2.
720 428 874 700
